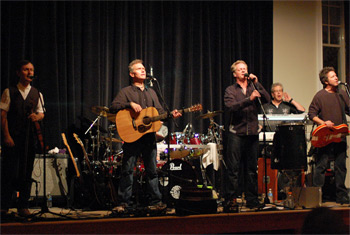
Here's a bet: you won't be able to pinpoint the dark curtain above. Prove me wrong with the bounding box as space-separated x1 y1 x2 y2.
1 1 273 149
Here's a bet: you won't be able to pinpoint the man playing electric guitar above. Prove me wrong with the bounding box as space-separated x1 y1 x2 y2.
109 59 182 213
308 66 350 205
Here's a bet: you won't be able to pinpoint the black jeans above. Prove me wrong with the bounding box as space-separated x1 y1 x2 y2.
313 142 349 202
224 132 259 204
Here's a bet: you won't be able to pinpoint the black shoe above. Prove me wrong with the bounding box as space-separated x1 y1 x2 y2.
18 208 31 217
336 198 350 205
112 203 129 213
223 199 239 213
246 201 265 210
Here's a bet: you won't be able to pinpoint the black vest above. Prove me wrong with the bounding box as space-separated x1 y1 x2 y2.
7 86 40 138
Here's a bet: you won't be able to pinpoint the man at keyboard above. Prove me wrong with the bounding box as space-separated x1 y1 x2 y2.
262 82 305 132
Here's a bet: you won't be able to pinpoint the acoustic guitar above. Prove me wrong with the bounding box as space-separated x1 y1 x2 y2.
115 104 202 143
311 124 349 148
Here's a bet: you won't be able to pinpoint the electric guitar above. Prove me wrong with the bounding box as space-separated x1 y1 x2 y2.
115 104 202 143
311 124 349 148
73 133 92 173
61 133 81 178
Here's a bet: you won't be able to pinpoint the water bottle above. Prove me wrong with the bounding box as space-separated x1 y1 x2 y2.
268 188 273 204
47 192 53 208
284 191 294 209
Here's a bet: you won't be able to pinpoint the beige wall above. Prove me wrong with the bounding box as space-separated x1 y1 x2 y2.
273 0 350 188
273 0 323 111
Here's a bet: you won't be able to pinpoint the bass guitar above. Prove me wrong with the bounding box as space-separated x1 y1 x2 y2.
115 104 202 143
311 124 349 148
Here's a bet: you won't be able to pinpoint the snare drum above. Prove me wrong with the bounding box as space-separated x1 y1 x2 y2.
272 123 307 170
170 132 185 144
184 133 204 145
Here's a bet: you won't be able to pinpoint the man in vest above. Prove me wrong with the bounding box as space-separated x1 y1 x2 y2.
1 60 45 217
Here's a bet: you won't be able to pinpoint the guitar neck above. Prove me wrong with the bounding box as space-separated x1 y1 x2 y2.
150 107 191 122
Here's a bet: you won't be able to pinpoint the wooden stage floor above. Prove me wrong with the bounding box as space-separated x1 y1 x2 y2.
1 202 349 234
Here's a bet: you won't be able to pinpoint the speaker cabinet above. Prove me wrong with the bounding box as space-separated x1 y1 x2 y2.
31 154 68 197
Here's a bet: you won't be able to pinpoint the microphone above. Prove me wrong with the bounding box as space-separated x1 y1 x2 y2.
147 66 157 81
338 81 347 86
28 75 37 80
244 73 256 82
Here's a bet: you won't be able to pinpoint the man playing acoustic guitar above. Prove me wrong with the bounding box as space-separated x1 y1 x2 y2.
1 60 45 217
109 59 182 213
308 66 350 205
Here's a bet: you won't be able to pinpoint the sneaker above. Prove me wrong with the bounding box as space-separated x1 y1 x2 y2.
223 199 239 213
148 201 167 211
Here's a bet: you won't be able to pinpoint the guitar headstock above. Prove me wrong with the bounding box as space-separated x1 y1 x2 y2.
188 104 203 112
61 133 68 145
73 133 83 146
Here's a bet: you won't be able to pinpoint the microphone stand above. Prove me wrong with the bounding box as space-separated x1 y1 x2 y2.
30 80 71 220
248 78 272 205
149 77 179 207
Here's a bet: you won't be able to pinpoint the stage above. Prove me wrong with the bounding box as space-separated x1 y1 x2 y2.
1 202 349 234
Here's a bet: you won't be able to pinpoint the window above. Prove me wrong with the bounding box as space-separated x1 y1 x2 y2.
322 1 345 79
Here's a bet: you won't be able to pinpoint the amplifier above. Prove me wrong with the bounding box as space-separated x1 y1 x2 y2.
292 187 322 208
31 154 68 197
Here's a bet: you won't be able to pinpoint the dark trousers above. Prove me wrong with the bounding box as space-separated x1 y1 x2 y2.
117 133 161 206
224 132 259 204
1 135 36 210
313 142 349 202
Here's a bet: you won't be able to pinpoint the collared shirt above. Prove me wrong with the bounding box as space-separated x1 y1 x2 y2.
224 81 270 136
110 84 164 114
0 83 44 112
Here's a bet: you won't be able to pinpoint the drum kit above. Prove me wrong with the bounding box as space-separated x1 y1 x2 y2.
74 106 225 208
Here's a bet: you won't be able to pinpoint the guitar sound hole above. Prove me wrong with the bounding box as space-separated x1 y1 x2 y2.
143 116 151 125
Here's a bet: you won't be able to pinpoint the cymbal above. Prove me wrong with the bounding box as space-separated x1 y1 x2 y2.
91 106 116 122
196 110 223 119
100 136 123 143
91 106 110 117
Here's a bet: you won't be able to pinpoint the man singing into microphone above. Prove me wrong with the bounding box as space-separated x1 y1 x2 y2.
308 66 350 205
223 60 270 212
1 60 44 217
